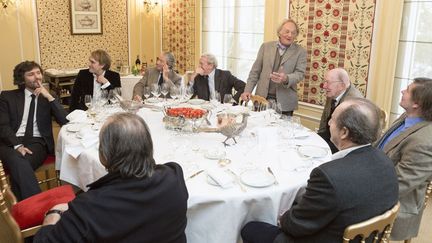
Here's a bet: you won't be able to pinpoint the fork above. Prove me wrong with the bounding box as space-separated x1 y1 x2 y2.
226 169 247 192
267 167 279 185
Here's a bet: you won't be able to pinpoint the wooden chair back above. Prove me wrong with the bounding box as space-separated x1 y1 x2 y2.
241 95 269 111
342 202 400 243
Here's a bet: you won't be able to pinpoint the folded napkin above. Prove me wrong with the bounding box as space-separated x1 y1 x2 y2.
206 168 234 189
65 144 84 159
66 110 89 123
79 127 99 148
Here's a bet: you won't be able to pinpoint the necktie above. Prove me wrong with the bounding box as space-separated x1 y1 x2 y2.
23 94 36 145
158 73 164 86
330 99 337 114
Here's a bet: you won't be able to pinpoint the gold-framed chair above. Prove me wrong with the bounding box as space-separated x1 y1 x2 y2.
0 160 42 243
403 180 432 243
35 154 61 189
342 202 400 243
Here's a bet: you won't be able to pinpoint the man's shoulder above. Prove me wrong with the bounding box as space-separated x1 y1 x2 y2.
0 89 21 99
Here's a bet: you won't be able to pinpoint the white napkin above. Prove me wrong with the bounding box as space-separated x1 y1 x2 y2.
79 127 99 148
65 144 85 159
66 110 89 123
206 168 234 189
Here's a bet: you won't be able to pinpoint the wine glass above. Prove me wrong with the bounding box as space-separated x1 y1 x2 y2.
160 83 170 101
170 86 179 101
143 86 151 100
185 86 194 100
151 84 161 101
84 95 93 109
223 94 234 105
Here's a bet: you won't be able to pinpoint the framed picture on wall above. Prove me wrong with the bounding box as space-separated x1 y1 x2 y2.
70 0 102 35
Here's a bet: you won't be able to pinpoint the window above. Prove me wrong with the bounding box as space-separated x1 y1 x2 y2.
393 1 432 117
201 0 265 81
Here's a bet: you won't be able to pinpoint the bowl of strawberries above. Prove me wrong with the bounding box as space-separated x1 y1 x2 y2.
162 106 210 131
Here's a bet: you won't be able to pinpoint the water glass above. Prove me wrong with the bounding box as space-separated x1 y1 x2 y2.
143 86 151 100
223 94 234 105
84 95 93 109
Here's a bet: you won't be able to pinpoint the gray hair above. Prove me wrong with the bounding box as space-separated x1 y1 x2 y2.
333 68 351 86
99 113 156 178
163 52 176 69
201 53 218 68
335 98 381 144
277 19 299 35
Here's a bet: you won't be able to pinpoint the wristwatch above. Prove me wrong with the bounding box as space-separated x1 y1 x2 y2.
45 209 63 217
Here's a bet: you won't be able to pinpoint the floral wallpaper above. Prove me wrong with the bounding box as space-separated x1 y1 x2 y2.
290 0 376 105
161 0 196 74
36 0 128 70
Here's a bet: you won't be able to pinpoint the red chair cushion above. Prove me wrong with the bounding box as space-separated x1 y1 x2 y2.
11 185 75 229
42 155 55 166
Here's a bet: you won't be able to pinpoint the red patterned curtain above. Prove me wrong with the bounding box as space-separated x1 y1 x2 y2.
290 0 376 105
161 0 196 74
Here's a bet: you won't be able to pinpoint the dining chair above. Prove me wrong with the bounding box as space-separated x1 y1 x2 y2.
35 154 61 189
403 180 432 243
342 202 400 243
0 160 42 243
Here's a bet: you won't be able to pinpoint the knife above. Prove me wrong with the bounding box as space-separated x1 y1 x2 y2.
267 167 279 185
187 170 204 180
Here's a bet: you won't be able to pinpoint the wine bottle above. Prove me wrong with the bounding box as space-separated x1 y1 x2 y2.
135 55 141 66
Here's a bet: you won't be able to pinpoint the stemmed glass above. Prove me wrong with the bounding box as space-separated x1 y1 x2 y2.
223 94 234 105
185 86 194 100
151 84 161 101
84 95 93 110
160 83 170 101
143 86 151 101
170 86 179 102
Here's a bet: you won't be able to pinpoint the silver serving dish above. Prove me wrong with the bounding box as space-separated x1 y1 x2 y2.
162 106 211 132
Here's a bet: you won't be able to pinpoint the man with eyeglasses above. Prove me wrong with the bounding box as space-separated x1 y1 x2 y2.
241 19 307 116
317 68 362 153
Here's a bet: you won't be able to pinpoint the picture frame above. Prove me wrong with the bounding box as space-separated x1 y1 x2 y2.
70 0 102 35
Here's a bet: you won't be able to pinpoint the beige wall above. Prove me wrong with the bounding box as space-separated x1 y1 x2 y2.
0 0 39 91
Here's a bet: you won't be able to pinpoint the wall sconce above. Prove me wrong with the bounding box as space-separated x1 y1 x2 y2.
143 0 158 13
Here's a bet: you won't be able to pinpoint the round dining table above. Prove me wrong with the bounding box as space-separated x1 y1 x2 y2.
56 101 331 243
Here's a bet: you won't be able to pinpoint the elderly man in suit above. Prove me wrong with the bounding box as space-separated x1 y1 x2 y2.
241 98 398 243
375 77 432 241
241 19 307 116
192 53 245 103
317 68 362 153
133 51 182 101
70 49 121 111
0 61 68 200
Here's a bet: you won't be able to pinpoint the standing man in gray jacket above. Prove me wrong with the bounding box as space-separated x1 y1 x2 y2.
241 19 307 116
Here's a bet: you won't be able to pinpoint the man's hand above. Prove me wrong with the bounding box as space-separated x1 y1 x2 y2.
133 95 143 102
194 67 204 76
162 64 171 81
34 80 55 102
270 71 288 84
16 145 33 156
241 92 251 102
96 75 109 85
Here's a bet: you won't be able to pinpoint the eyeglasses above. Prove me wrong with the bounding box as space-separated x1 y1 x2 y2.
323 80 343 85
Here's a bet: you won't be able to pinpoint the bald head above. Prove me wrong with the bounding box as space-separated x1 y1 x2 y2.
323 68 351 98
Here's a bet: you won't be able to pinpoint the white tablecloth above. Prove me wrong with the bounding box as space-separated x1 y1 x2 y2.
56 105 331 243
120 75 142 100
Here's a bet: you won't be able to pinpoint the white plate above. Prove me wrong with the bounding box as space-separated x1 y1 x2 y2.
204 149 226 160
188 99 206 105
297 145 328 158
145 97 160 103
240 169 275 188
66 124 85 132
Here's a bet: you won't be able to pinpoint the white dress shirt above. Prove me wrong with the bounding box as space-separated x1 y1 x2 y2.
208 69 216 100
92 71 111 101
16 89 42 139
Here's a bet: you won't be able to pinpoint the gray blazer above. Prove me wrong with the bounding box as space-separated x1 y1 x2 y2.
374 113 432 240
132 67 182 99
245 41 307 111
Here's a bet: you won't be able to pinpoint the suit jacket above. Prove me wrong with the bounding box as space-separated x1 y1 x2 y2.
374 113 432 240
34 162 189 243
276 146 398 243
192 69 245 102
132 67 182 99
245 41 307 111
0 89 68 154
317 85 363 152
70 69 121 111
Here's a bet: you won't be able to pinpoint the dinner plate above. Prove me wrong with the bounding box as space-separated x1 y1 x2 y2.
240 169 275 188
66 123 85 133
297 145 328 158
204 149 226 160
145 97 160 103
188 99 206 105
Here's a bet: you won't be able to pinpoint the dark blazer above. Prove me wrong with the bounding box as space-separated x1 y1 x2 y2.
34 162 189 243
0 89 68 154
193 69 245 103
317 84 363 153
276 146 398 243
70 69 121 111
